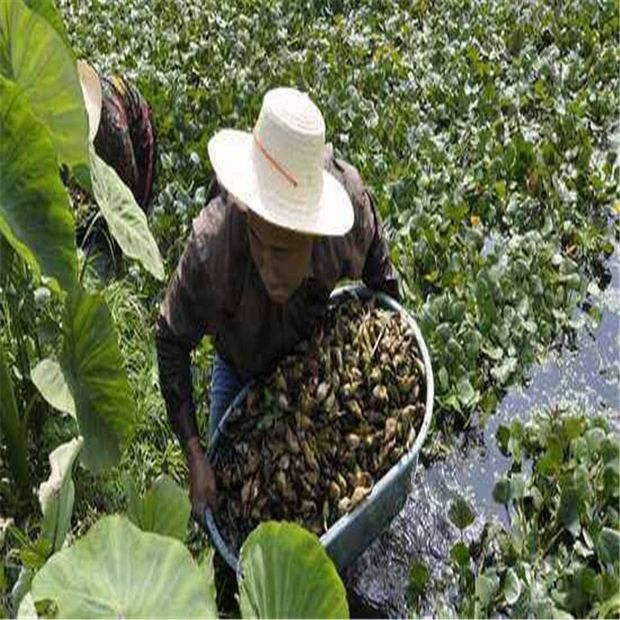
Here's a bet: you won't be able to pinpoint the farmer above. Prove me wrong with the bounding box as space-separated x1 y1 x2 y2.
155 87 400 518
78 60 156 212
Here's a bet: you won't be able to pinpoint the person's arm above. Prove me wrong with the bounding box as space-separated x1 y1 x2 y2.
361 188 401 301
155 216 219 515
155 318 199 444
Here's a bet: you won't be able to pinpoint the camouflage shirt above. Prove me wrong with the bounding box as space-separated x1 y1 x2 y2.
155 146 400 445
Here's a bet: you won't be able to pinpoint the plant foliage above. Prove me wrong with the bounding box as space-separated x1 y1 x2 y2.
38 437 82 552
239 521 349 619
60 287 137 472
31 515 218 618
0 78 76 291
89 147 165 281
0 0 88 170
411 408 620 618
126 474 190 541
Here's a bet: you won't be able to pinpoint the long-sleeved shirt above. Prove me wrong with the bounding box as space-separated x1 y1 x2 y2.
155 145 400 446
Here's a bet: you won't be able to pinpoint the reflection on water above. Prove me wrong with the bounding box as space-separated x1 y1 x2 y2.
345 254 620 618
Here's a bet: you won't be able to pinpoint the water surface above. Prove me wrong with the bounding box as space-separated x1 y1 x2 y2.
346 252 620 618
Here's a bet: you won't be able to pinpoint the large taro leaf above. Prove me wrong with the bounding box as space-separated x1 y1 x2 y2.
23 0 70 48
90 148 165 280
0 78 76 291
239 521 349 619
30 515 218 618
0 0 88 169
126 474 190 541
31 358 76 419
61 287 136 472
38 437 83 552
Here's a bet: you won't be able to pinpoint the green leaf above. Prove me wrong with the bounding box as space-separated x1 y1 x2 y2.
31 358 76 418
23 0 70 48
492 476 511 505
559 485 581 537
475 570 500 608
90 148 165 280
239 521 349 619
562 416 585 442
407 560 429 603
496 424 510 455
448 496 475 531
38 437 82 552
11 568 34 614
200 548 217 613
503 568 521 605
126 474 190 542
20 539 51 571
585 427 606 454
456 376 477 407
61 287 137 472
437 366 449 390
603 462 620 500
571 437 589 461
563 565 597 616
0 0 88 169
510 474 526 500
536 437 563 476
31 515 217 618
490 356 517 385
494 180 507 200
451 541 470 567
596 528 620 566
0 335 30 499
598 592 620 619
0 78 76 291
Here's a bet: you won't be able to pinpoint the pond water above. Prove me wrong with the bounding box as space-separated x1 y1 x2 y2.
345 250 620 618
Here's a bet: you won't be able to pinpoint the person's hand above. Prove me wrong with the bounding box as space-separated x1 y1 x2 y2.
185 437 217 521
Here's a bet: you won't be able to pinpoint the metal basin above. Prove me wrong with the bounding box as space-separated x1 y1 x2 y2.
203 283 435 571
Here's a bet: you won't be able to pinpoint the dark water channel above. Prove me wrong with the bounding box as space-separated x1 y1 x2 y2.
345 251 620 618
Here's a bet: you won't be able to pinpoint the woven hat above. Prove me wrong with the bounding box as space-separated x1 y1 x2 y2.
77 60 102 142
207 87 354 236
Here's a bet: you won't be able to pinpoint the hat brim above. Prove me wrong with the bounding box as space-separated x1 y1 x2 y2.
208 129 354 237
77 60 102 142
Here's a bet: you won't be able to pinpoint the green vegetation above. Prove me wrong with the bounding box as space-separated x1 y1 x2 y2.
411 409 620 618
63 0 619 433
1 0 618 617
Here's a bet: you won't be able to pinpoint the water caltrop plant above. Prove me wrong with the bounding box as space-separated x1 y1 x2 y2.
1 0 619 617
410 408 620 618
60 0 619 440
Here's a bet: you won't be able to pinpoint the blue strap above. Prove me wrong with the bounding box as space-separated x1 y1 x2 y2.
204 506 239 572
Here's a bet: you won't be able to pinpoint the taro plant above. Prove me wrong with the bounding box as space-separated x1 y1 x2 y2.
0 0 164 509
25 516 349 619
10 450 348 619
0 0 165 608
3 436 83 616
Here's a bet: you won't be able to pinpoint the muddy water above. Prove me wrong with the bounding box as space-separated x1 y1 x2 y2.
345 253 620 618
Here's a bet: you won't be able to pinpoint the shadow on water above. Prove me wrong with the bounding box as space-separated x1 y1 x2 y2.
345 252 620 618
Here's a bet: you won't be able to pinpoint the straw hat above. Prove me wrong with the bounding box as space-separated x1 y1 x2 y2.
77 60 102 142
207 87 354 236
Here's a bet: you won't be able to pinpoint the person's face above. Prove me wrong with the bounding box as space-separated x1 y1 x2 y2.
247 210 313 304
